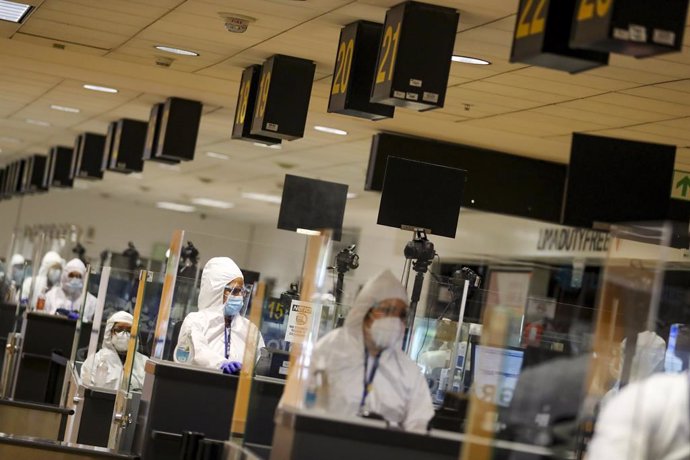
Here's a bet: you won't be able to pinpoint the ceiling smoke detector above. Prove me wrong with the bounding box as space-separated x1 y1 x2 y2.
218 13 255 33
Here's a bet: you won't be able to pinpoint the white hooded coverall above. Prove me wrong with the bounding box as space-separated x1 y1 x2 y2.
81 311 148 391
311 269 435 432
44 258 97 321
176 257 265 370
22 250 64 308
588 372 690 460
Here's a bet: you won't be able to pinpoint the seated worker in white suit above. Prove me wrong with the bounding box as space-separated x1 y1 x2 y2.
175 257 265 374
44 258 97 321
81 311 147 391
306 269 435 432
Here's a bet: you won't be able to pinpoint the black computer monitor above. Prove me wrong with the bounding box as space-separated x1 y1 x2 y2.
377 156 466 238
469 343 525 408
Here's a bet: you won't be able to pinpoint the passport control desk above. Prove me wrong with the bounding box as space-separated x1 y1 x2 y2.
270 408 563 460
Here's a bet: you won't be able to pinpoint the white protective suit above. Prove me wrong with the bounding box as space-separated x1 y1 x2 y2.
311 269 435 432
21 251 64 308
44 258 97 322
81 311 147 391
176 257 265 370
588 372 690 460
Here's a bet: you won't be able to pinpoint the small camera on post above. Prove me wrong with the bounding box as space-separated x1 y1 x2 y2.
333 244 359 305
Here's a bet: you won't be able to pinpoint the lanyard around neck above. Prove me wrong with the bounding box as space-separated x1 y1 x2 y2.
360 348 382 410
224 322 232 360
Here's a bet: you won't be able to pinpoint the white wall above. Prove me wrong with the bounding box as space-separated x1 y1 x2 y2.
0 191 254 266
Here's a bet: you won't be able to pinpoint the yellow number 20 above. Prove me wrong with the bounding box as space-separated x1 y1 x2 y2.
577 0 613 21
515 0 547 39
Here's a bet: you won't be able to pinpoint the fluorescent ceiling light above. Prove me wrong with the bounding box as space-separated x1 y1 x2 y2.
155 45 199 56
73 182 90 190
0 0 32 23
83 84 119 94
451 55 491 65
191 197 234 209
206 151 230 160
26 119 51 127
0 136 21 143
50 104 80 113
296 228 321 236
253 142 282 149
158 163 180 172
347 192 357 199
157 201 196 213
241 192 282 204
314 125 347 136
128 173 144 180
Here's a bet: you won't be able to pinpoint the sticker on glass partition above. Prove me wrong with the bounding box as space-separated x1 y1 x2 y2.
284 300 322 344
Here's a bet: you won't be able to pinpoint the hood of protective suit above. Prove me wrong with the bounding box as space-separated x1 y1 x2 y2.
38 251 64 277
197 257 243 312
10 254 25 267
61 258 86 283
344 269 409 337
103 311 133 351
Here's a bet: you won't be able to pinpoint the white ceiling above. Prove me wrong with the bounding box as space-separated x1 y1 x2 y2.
2 0 690 224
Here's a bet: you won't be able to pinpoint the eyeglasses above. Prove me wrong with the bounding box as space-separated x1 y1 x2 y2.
224 284 252 298
370 303 407 321
112 325 131 334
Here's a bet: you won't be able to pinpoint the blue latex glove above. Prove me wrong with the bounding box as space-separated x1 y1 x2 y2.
67 311 80 320
55 308 71 317
219 360 242 375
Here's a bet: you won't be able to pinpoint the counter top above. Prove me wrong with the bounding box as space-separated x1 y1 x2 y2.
0 433 137 458
0 397 74 415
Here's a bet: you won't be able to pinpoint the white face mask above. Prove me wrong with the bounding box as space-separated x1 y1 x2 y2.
368 317 404 349
112 331 130 352
47 268 61 284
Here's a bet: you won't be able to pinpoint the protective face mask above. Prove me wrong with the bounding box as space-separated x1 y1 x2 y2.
224 295 244 317
47 268 61 284
112 331 130 352
64 279 84 297
368 317 404 349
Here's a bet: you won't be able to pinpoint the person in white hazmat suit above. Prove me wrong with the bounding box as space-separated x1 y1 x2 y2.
44 258 97 322
21 250 64 308
587 371 690 460
308 269 434 432
81 311 147 391
174 257 265 374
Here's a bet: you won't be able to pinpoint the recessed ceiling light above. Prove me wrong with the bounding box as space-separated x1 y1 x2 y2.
156 201 196 213
83 84 119 94
241 192 282 204
158 163 181 172
0 0 32 23
26 119 51 127
206 151 230 160
253 142 282 150
0 136 21 144
50 104 80 113
191 197 234 209
451 55 491 65
347 192 357 199
296 228 321 236
314 125 348 136
155 45 199 56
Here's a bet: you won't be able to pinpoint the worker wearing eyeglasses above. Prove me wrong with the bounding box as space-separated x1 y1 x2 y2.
308 269 434 431
174 257 265 374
